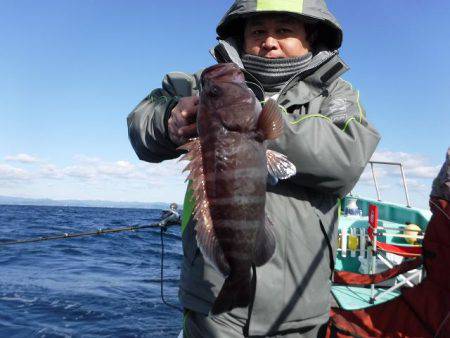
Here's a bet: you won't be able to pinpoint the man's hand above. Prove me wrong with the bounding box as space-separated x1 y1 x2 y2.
168 96 199 146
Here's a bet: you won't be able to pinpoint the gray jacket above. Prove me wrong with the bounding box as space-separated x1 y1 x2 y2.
431 148 450 201
127 0 380 335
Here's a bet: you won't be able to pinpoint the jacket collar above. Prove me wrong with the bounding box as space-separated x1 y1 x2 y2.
210 39 349 103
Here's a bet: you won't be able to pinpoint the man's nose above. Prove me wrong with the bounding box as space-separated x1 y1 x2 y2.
262 36 278 50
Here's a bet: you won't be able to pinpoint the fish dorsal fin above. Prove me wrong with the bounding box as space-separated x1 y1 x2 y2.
178 139 230 275
257 99 283 140
266 149 297 180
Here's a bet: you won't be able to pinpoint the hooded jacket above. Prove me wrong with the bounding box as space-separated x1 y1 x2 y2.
127 0 380 335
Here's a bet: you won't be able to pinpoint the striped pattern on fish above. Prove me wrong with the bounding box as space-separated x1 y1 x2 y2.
179 63 295 315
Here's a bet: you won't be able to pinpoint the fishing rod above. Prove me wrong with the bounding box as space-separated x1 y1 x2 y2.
0 214 184 312
0 221 172 246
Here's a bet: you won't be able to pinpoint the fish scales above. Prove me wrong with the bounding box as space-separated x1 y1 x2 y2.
182 63 289 314
199 91 265 260
202 133 264 257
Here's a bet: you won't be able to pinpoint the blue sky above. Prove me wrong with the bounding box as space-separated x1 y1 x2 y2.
1 1 449 208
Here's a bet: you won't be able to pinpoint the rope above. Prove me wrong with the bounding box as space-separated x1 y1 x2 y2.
0 222 169 246
243 264 257 337
429 198 450 221
435 311 450 337
160 226 183 312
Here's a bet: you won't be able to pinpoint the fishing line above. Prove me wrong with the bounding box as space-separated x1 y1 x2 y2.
159 226 183 313
0 217 184 312
413 189 450 221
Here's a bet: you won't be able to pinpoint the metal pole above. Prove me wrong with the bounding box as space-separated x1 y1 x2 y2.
341 225 348 258
359 228 365 259
377 255 414 287
368 160 413 208
399 164 411 208
370 162 381 201
370 230 378 303
376 270 421 301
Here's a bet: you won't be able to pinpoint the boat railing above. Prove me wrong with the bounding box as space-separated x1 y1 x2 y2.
368 160 411 208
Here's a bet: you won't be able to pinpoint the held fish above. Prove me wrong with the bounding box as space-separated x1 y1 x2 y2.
179 63 295 315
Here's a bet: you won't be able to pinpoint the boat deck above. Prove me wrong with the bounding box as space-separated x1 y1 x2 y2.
332 196 431 310
331 285 400 310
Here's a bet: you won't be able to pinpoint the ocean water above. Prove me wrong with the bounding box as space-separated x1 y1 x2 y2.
0 205 183 337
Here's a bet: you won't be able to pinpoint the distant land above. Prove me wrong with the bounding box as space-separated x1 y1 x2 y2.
0 195 177 210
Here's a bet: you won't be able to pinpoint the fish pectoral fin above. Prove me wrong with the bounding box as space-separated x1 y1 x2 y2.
254 216 276 266
257 99 283 140
266 149 297 180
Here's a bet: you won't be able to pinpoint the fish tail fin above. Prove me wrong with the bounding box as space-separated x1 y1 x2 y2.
211 271 252 315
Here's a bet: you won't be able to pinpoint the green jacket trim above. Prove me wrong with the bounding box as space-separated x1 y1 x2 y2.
357 91 364 123
342 117 356 132
216 0 343 50
183 310 190 338
256 0 303 13
181 182 194 235
337 198 342 218
148 94 169 104
278 104 288 115
290 113 333 125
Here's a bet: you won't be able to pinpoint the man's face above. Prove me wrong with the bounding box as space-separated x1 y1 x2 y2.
243 14 311 58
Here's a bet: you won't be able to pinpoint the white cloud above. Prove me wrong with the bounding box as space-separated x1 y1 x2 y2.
72 154 102 164
0 164 32 180
62 165 98 179
5 153 40 163
97 160 146 180
407 166 440 179
31 156 186 183
353 150 440 205
0 150 438 190
0 154 188 202
404 179 428 191
140 159 186 178
39 164 65 179
9 149 440 204
370 150 440 179
357 165 389 186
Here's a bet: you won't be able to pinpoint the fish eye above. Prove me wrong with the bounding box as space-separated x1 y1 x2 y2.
208 85 222 97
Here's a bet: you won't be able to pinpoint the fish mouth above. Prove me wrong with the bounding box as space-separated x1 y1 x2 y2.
201 63 244 88
202 63 237 76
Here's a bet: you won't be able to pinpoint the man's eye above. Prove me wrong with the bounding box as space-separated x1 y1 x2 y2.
252 29 265 36
277 28 292 34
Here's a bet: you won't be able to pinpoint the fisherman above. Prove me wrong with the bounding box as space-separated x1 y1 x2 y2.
160 203 180 227
127 0 380 336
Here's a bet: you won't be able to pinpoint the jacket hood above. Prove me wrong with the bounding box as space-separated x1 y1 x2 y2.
216 0 343 51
